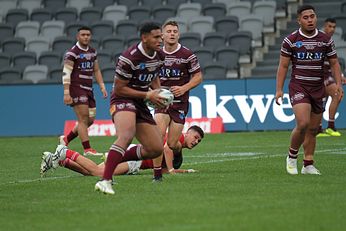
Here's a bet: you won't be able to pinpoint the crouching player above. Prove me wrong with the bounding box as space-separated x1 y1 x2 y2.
40 125 204 177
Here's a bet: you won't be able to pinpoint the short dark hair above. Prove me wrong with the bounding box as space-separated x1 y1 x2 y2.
325 18 336 24
297 5 315 15
188 125 205 139
78 26 92 33
139 22 161 36
163 20 179 29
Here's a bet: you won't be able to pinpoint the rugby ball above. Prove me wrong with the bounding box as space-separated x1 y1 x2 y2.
146 88 174 108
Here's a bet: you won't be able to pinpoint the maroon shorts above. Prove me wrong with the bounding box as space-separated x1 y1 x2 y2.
289 82 326 114
324 76 336 87
110 99 156 125
70 85 96 108
155 103 188 124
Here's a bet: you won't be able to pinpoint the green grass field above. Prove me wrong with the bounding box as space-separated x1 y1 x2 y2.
1 131 345 231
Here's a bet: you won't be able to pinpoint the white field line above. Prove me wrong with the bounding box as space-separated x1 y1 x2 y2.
1 148 345 186
0 175 78 186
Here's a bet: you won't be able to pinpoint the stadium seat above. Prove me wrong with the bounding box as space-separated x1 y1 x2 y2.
203 62 227 80
26 37 50 56
102 5 127 26
65 21 89 37
336 43 346 62
12 51 37 71
23 65 48 84
190 0 212 5
101 63 116 83
0 0 17 18
342 1 346 13
334 15 346 34
90 37 100 49
188 16 214 39
67 0 91 13
252 1 276 27
214 0 233 8
141 0 164 9
203 32 226 51
92 0 115 10
97 50 113 67
101 35 125 52
52 36 75 55
55 8 78 25
91 20 114 40
152 5 176 23
117 0 139 9
228 31 252 56
38 51 63 70
80 7 103 25
0 53 11 68
30 8 53 25
15 21 40 38
227 2 251 19
0 23 14 43
5 9 29 27
128 6 151 24
2 37 25 53
48 65 63 82
165 0 187 8
215 46 239 70
202 3 226 20
115 20 138 39
18 0 42 15
0 67 23 84
177 3 201 21
40 20 65 42
239 15 263 41
165 17 188 33
214 16 239 36
179 32 201 50
127 35 141 47
193 46 214 69
250 65 277 78
43 0 66 13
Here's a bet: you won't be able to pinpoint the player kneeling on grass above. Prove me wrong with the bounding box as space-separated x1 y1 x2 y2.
40 125 204 177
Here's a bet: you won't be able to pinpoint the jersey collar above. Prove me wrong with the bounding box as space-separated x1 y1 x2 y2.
138 42 156 59
163 43 181 54
298 28 318 38
76 42 89 51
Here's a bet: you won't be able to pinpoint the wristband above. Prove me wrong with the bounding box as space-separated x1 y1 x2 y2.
169 168 174 173
145 92 150 100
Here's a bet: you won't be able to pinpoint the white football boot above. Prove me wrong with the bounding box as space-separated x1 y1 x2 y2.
286 156 298 175
95 180 115 195
40 152 54 177
52 145 67 168
301 165 321 175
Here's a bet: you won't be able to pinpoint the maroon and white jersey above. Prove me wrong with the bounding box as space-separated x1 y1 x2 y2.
64 42 97 91
160 43 201 103
111 42 165 102
281 28 337 87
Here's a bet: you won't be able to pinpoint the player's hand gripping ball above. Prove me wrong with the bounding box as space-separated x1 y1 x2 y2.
146 88 174 108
